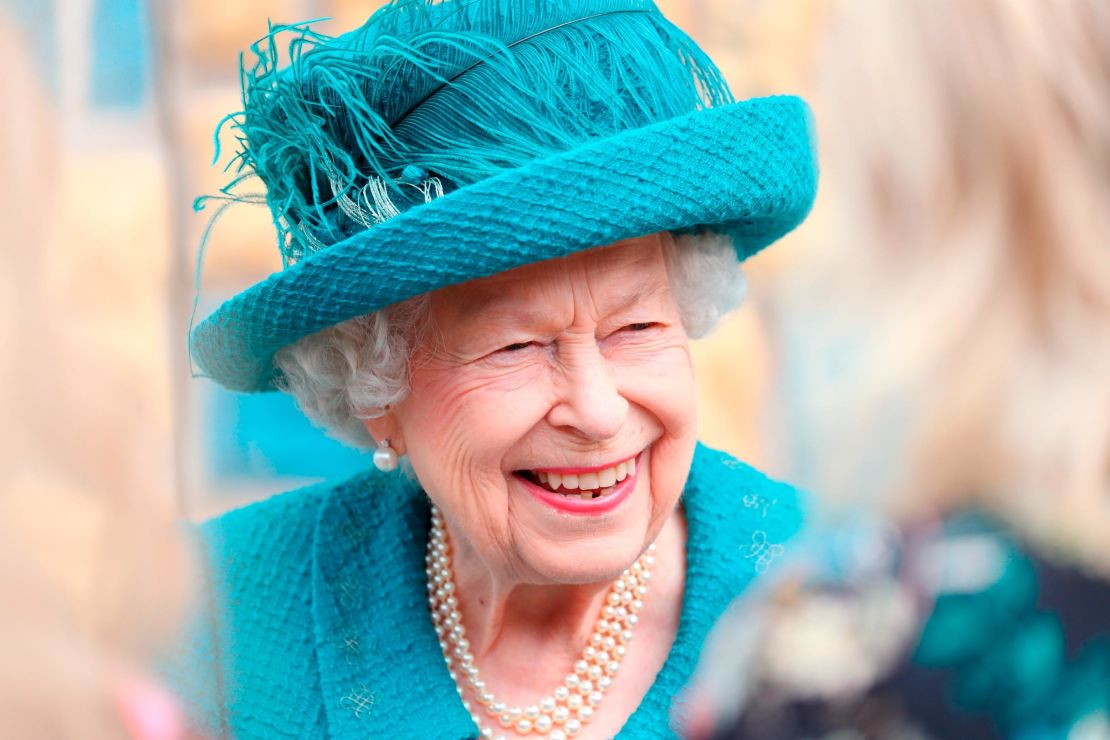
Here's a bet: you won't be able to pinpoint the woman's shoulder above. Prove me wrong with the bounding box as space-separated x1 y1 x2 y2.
688 441 809 543
200 468 382 559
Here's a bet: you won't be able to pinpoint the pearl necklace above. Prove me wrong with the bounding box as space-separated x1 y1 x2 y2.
425 505 656 739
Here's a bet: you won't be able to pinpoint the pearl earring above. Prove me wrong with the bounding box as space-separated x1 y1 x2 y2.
373 438 399 472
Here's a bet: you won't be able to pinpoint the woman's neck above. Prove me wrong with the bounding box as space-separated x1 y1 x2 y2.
445 511 687 663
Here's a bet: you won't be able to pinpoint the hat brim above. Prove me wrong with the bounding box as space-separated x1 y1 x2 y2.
191 95 818 392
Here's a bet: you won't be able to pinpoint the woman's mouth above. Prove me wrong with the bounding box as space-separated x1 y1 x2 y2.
518 456 636 499
513 450 644 514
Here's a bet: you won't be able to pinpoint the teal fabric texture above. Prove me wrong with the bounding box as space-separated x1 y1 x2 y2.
189 0 819 392
175 442 806 738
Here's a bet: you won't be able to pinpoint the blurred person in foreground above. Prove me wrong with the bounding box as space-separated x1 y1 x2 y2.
176 0 818 737
0 11 199 740
681 1 1110 738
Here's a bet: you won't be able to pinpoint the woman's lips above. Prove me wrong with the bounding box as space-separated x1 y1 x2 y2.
515 449 644 515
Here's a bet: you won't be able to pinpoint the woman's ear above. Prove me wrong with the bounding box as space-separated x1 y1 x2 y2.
361 408 407 456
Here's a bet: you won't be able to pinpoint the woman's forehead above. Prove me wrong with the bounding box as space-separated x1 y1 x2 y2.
434 236 672 321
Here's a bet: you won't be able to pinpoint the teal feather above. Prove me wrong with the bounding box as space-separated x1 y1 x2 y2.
204 0 735 265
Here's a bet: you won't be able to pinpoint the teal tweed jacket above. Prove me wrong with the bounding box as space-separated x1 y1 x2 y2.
176 442 805 738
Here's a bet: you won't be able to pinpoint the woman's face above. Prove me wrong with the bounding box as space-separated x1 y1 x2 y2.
388 233 697 584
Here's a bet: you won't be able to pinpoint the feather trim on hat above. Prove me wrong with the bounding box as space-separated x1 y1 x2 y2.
200 0 735 266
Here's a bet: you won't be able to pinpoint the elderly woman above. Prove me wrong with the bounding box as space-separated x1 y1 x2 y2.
183 0 816 737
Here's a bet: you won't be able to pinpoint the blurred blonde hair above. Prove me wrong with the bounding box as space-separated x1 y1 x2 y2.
768 0 1110 568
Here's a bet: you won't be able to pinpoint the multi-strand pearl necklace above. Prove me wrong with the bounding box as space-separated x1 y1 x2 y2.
425 506 656 739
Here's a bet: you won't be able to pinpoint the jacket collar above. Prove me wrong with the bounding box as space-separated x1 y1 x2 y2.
310 443 802 738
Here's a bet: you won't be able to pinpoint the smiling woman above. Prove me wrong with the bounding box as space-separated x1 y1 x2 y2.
176 0 818 737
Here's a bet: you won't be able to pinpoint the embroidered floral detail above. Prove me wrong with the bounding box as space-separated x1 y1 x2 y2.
742 492 777 518
743 530 785 573
340 685 375 719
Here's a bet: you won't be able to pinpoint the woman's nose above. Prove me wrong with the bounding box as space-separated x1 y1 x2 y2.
546 341 629 441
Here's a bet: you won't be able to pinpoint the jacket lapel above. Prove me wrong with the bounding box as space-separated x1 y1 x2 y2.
312 470 476 739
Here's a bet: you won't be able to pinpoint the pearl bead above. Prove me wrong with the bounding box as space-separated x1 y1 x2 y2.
515 719 533 734
549 731 568 740
596 651 610 664
480 728 494 739
525 705 540 719
553 705 570 724
498 713 513 727
578 680 593 694
574 659 589 675
606 661 620 675
567 694 583 710
535 715 553 732
565 718 583 735
588 691 603 706
565 674 580 688
587 664 602 680
577 705 594 722
539 696 556 712
373 443 398 471
554 687 569 701
598 676 612 691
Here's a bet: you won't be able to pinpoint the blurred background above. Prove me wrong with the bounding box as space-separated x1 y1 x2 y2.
2 0 1107 737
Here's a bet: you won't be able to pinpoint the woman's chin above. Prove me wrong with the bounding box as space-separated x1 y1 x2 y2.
508 479 659 584
520 539 647 586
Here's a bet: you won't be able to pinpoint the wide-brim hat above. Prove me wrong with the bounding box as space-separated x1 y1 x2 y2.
191 0 818 393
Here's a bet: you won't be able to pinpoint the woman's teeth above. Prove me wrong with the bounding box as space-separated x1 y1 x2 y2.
532 458 635 499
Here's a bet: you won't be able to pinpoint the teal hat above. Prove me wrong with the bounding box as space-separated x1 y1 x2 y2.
191 0 818 392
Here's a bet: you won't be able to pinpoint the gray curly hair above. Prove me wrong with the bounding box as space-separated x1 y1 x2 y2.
275 231 746 448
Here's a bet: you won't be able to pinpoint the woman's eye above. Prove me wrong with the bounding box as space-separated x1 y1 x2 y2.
500 341 534 352
623 322 657 332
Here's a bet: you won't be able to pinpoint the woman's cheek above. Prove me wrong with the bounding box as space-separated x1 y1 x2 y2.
616 343 696 414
